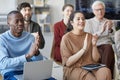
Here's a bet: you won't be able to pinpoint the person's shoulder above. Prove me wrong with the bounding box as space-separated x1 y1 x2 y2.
0 30 9 37
55 20 63 24
86 17 94 22
54 20 65 30
62 32 71 40
54 20 63 26
31 20 37 24
31 20 40 26
0 30 10 42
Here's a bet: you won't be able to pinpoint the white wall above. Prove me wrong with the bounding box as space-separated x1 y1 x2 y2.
17 0 65 31
0 0 65 31
0 0 16 14
47 0 64 26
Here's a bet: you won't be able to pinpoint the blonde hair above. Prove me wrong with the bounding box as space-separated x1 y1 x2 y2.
92 0 105 9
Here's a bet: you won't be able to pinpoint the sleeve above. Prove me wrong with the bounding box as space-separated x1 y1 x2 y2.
0 39 27 69
37 24 45 49
31 53 44 61
98 20 115 37
107 20 116 44
60 36 72 66
84 20 93 34
85 20 103 36
32 22 45 49
54 23 61 47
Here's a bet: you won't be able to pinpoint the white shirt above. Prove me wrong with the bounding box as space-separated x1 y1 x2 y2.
84 17 115 46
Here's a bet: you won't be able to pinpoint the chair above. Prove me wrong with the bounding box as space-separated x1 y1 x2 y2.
112 44 120 80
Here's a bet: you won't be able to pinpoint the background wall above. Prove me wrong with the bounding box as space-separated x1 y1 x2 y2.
0 0 16 14
47 0 75 30
65 0 75 8
47 0 64 25
0 0 75 32
17 0 65 31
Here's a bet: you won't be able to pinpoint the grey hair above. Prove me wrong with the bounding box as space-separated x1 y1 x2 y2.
91 0 105 9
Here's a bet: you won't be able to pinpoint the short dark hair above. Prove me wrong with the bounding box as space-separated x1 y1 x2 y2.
62 4 74 11
66 11 84 32
17 2 31 11
7 10 22 23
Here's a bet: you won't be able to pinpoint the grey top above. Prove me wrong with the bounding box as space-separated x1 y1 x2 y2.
84 17 115 46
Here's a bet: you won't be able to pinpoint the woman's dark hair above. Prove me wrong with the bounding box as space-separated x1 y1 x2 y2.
62 4 74 11
66 11 83 32
17 2 31 11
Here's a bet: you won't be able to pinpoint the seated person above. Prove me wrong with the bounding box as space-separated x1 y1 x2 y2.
60 11 112 80
17 2 45 57
84 1 115 78
0 10 44 80
50 4 74 65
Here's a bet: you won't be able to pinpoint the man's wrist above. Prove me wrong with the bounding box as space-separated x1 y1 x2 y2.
26 54 30 58
25 54 32 61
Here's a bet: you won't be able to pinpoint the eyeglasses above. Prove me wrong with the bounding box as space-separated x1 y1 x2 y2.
94 8 105 11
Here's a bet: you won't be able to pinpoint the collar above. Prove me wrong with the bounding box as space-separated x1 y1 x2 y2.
93 17 106 23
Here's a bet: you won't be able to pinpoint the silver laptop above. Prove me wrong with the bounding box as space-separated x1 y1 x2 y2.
23 59 53 80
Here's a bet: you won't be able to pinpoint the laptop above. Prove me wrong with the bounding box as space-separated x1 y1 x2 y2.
23 59 53 80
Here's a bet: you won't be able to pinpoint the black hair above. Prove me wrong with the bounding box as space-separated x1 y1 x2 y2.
62 4 74 11
7 10 22 21
66 11 84 32
17 2 31 11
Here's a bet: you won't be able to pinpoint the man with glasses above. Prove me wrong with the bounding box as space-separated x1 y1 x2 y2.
84 0 115 78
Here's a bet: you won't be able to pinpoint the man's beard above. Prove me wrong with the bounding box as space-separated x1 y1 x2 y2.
24 16 31 22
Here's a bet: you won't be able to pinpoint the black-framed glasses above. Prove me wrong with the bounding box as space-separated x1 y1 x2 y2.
94 8 105 11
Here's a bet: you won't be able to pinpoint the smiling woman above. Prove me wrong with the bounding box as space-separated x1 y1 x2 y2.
50 4 74 65
60 11 112 80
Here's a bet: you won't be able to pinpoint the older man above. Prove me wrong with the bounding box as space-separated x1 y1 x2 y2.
84 0 115 78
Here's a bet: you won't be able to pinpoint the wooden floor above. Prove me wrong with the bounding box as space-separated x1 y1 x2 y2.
0 75 2 80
